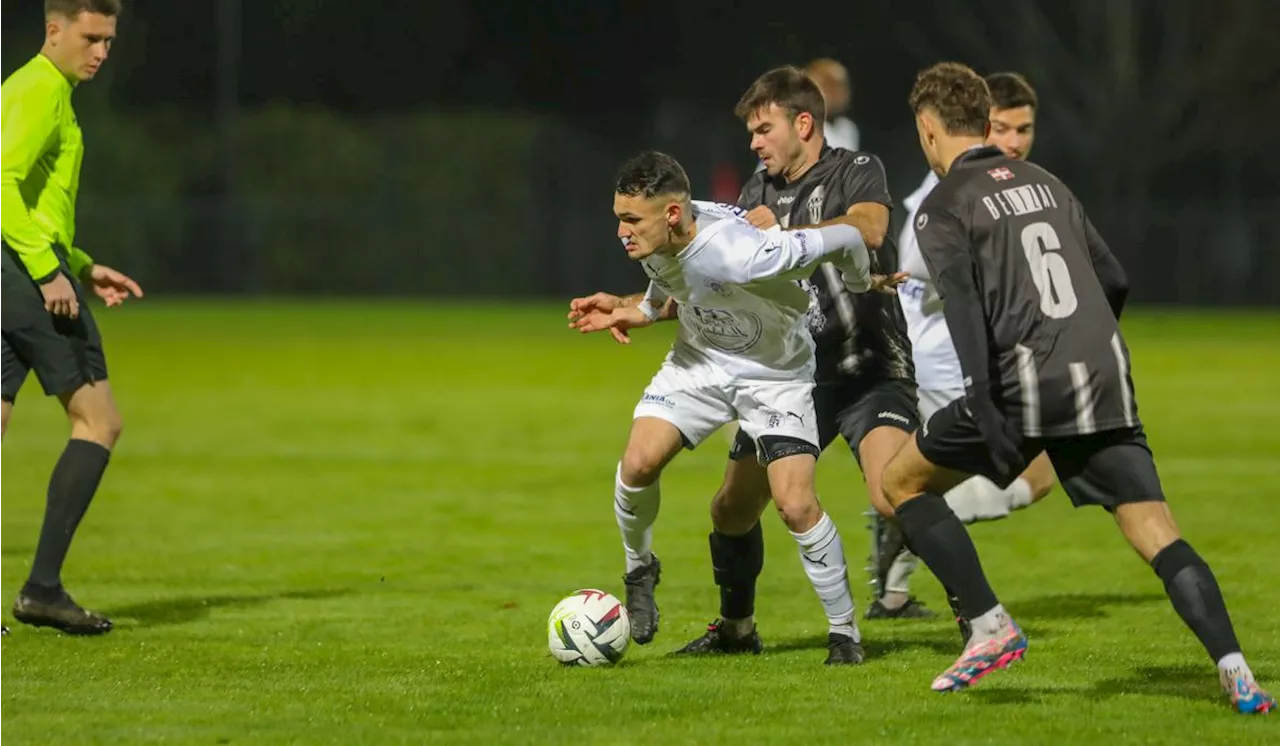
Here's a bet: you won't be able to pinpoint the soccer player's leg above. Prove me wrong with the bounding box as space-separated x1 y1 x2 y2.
5 274 119 635
739 380 863 665
1047 429 1274 715
620 362 733 644
838 379 937 620
918 386 1053 524
882 398 1032 691
674 440 769 656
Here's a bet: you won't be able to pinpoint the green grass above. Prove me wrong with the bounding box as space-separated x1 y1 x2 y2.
3 302 1278 744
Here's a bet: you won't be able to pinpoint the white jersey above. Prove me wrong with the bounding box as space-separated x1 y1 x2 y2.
897 171 963 391
824 117 860 152
639 201 867 382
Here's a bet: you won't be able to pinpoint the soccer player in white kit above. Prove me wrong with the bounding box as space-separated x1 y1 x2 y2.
889 72 1057 642
568 151 889 661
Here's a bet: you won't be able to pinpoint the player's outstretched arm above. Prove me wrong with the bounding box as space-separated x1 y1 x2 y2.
728 223 873 290
800 202 890 250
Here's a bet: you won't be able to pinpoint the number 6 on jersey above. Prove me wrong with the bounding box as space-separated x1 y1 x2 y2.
1021 221 1078 319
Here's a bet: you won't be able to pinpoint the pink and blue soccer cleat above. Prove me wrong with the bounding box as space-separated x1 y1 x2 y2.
1221 667 1275 715
931 620 1027 693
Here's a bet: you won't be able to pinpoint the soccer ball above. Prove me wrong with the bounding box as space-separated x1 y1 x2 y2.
547 589 630 667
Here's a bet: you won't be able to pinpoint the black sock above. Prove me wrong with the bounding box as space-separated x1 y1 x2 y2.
710 522 764 620
1151 539 1241 662
25 439 111 592
895 493 1000 620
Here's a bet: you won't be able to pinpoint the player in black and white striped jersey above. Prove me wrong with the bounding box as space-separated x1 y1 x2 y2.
880 63 1274 713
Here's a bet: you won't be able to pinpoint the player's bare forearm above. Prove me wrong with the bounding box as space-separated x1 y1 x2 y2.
617 292 644 308
790 203 889 249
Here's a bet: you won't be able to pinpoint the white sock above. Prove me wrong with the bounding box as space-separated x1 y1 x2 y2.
614 462 660 574
944 476 1032 523
969 603 1011 644
791 512 859 641
884 549 918 595
1218 652 1251 678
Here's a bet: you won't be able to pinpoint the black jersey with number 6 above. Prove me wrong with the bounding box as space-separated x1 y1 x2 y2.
913 146 1137 438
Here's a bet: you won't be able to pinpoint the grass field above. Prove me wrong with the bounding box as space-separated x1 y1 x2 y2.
2 302 1278 744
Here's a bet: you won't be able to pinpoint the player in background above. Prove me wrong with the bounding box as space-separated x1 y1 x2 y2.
568 151 891 664
884 72 1055 640
804 58 860 152
881 62 1274 715
647 66 924 667
2 0 143 636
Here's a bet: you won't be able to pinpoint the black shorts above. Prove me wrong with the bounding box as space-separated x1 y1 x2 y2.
918 397 1164 509
1 245 108 403
730 377 919 466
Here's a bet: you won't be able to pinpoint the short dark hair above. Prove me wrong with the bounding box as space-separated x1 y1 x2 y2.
45 0 121 18
908 62 991 137
615 151 691 200
734 66 826 124
985 72 1038 111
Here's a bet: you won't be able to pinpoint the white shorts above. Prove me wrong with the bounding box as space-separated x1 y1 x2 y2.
633 361 819 460
917 385 964 424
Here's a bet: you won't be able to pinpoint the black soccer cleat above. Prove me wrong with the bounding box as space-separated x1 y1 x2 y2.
674 619 763 656
623 555 661 644
864 597 938 620
824 632 865 665
12 587 113 636
947 593 973 648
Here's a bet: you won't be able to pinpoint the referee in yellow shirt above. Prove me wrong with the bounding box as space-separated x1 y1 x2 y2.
2 0 143 636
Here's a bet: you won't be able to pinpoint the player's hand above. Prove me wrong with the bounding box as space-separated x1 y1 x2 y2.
744 205 778 230
568 292 623 318
568 306 651 345
869 272 910 294
40 272 79 319
83 264 144 308
966 391 1023 476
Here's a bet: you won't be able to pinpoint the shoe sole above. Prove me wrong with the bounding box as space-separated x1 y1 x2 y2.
932 645 1026 693
13 611 113 636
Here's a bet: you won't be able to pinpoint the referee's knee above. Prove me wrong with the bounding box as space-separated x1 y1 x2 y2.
66 390 123 448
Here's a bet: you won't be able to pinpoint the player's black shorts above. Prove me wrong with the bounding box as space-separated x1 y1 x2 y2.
1 244 108 403
730 377 919 466
918 396 1164 509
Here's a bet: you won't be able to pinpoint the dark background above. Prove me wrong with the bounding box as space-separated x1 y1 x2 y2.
4 0 1278 303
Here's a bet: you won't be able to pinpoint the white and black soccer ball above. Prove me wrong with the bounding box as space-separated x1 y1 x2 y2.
547 589 630 667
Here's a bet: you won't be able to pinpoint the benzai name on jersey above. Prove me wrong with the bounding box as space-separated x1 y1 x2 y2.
914 146 1136 438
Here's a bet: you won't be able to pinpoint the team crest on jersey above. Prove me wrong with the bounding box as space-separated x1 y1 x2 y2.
703 278 732 297
806 185 826 225
988 167 1015 181
689 307 763 353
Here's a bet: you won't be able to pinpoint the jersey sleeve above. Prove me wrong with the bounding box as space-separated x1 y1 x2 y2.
67 246 95 277
838 153 893 209
1074 199 1128 319
1 77 62 280
636 279 670 320
914 205 991 391
715 224 869 288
